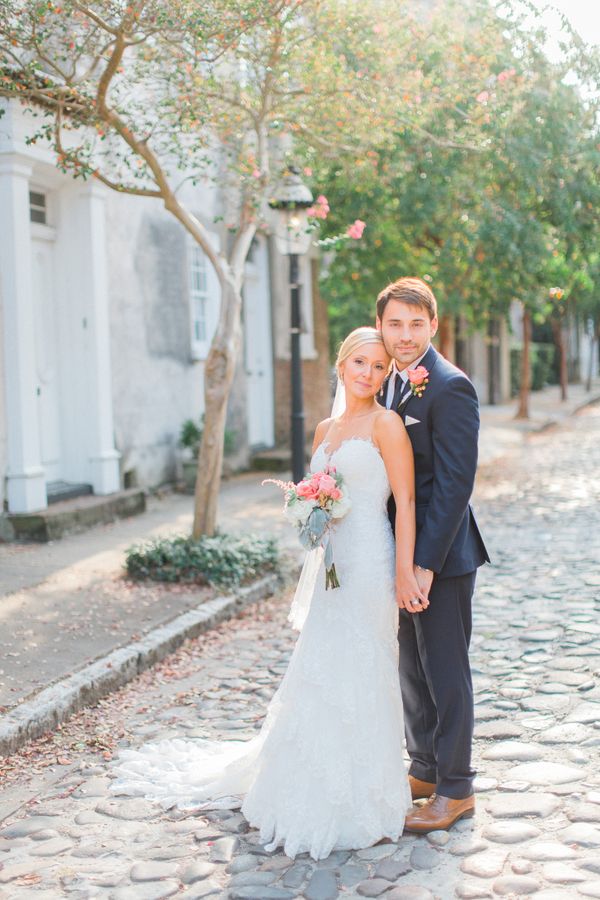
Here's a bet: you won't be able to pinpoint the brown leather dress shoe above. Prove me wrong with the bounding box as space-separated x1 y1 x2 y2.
408 775 436 801
404 793 475 833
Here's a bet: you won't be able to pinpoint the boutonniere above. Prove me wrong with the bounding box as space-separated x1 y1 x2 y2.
407 365 429 398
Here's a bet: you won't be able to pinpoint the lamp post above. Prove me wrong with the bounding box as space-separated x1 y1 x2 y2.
269 167 314 483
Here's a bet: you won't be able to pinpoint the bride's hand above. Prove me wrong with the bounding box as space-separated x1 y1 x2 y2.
395 573 430 614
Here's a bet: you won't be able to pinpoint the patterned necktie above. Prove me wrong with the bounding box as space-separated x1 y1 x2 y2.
391 372 406 410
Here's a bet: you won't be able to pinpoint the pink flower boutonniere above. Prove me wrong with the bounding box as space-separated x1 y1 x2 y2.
407 365 429 398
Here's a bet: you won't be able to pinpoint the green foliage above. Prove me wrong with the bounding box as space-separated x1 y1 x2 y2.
179 419 203 456
179 417 235 458
125 532 279 587
510 343 557 397
309 0 600 354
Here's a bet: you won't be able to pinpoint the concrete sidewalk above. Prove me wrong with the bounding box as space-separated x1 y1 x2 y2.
0 381 598 735
478 381 600 467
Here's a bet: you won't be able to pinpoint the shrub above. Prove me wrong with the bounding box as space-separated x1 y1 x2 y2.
179 416 236 458
125 532 279 587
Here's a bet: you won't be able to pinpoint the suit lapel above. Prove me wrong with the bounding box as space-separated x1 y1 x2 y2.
397 344 439 419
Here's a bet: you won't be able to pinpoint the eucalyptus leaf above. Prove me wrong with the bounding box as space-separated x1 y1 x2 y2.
307 507 328 540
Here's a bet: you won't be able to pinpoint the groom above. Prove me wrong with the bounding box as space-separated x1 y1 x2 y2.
376 277 490 833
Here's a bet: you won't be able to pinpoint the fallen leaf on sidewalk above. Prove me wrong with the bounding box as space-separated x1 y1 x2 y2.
56 757 71 765
15 874 42 885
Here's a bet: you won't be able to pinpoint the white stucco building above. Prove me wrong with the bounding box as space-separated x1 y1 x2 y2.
0 100 326 518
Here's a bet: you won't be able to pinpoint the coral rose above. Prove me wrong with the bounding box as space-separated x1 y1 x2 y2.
296 480 318 500
408 365 429 386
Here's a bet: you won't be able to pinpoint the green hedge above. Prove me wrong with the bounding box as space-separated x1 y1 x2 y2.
125 533 279 587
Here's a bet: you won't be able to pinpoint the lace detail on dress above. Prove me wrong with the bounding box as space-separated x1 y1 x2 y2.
319 434 383 462
111 438 410 860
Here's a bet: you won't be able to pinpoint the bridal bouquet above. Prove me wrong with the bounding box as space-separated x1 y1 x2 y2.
263 467 351 589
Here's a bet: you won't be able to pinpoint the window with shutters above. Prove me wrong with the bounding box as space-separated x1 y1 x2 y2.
29 191 47 224
188 237 220 360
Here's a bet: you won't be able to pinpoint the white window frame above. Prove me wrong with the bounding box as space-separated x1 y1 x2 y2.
29 188 48 224
188 232 220 360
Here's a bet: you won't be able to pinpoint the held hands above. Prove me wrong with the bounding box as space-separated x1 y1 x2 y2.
396 569 430 614
413 564 435 611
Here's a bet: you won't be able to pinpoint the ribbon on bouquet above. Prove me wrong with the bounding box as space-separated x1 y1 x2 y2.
298 507 340 591
323 535 339 590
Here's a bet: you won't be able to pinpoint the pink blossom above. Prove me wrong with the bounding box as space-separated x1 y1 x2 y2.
373 23 382 34
317 473 337 494
347 219 366 240
408 365 429 386
330 488 342 500
303 166 313 177
252 168 261 178
497 68 516 84
307 195 330 221
476 91 490 104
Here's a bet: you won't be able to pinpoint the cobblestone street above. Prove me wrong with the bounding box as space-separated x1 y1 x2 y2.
1 403 600 900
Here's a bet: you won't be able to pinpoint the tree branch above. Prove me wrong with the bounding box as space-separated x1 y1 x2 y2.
72 3 119 36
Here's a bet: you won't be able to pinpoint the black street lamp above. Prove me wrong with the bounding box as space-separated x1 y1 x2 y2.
269 167 314 483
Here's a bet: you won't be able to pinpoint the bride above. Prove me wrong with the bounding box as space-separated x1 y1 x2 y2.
111 326 428 861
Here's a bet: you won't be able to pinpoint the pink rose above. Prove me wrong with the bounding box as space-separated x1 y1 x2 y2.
330 488 342 500
408 365 429 386
297 480 318 500
317 473 337 494
347 219 366 240
476 90 490 104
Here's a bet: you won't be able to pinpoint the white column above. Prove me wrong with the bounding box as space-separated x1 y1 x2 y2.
0 157 47 512
76 183 120 494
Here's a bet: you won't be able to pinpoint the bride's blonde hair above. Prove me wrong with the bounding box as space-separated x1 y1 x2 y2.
335 327 390 379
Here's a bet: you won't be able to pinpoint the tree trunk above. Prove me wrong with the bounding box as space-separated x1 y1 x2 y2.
515 306 531 419
551 316 568 401
437 313 454 362
587 319 600 392
192 276 242 537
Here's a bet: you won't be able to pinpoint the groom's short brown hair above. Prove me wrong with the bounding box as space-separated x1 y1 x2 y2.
376 277 438 322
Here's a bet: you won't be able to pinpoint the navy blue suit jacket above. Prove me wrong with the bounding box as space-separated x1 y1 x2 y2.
382 345 490 579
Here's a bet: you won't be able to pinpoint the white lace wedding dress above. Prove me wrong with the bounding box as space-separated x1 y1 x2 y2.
111 437 411 860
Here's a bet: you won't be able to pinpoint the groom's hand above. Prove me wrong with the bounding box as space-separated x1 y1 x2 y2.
414 564 434 603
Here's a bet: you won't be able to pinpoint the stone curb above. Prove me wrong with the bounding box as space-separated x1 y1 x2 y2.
0 573 280 757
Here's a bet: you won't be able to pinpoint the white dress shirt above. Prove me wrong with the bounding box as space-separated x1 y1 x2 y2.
385 348 430 410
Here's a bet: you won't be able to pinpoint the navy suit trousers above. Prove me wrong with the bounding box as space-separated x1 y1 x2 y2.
398 570 477 799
